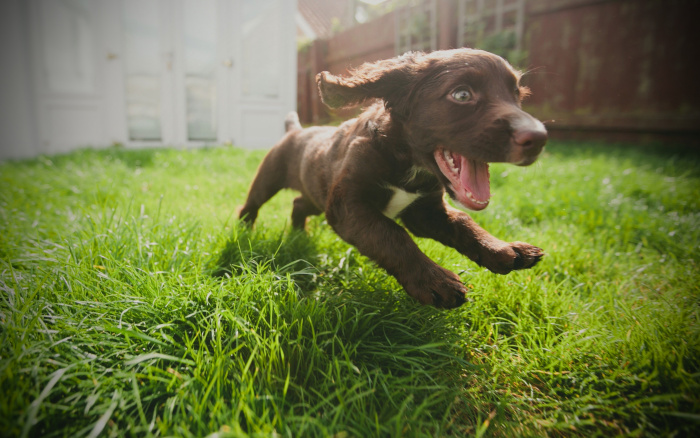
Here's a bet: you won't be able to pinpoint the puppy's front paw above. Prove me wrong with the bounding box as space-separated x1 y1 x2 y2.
405 267 467 309
237 205 257 226
510 241 544 270
480 241 543 274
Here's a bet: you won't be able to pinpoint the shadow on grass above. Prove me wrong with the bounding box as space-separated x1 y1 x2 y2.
207 221 469 342
36 145 160 169
188 221 483 434
210 223 322 290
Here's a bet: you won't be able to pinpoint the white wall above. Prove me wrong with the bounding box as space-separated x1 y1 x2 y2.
0 0 39 160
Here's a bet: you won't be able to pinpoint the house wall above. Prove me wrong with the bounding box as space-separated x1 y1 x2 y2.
0 0 38 159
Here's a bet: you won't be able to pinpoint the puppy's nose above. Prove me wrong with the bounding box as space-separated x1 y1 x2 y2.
513 129 548 150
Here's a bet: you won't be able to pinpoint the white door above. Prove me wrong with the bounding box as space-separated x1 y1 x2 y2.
224 0 298 148
29 0 123 154
122 0 296 148
29 0 296 151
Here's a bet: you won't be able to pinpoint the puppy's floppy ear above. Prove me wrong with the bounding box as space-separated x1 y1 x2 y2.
316 52 422 115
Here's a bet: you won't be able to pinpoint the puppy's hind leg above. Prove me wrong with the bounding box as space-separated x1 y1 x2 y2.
239 148 288 226
291 196 321 230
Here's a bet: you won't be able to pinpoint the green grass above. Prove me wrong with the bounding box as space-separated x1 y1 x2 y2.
0 142 698 437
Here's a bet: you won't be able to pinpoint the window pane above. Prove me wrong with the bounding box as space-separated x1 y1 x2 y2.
123 0 161 141
183 0 217 140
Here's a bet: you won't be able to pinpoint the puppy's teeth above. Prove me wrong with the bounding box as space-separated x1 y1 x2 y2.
466 190 488 205
443 151 451 166
443 150 457 172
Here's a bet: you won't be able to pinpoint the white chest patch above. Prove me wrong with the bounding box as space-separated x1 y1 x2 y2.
382 186 422 219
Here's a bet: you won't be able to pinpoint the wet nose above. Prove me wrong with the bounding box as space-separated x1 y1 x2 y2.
513 129 548 150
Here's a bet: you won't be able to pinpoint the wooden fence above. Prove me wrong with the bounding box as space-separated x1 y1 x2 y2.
297 0 700 144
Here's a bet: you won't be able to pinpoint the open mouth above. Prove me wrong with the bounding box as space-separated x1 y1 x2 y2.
434 148 490 211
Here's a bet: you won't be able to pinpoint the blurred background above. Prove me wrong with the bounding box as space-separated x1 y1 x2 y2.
1 0 698 160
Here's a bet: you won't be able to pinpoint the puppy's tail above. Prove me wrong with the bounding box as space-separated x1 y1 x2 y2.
284 111 302 132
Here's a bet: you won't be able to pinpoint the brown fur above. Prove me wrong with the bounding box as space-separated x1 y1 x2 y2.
239 49 547 308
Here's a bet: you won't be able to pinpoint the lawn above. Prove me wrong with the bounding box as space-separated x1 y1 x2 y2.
1 141 698 437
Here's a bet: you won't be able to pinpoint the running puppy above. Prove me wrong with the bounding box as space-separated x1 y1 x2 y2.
239 48 547 308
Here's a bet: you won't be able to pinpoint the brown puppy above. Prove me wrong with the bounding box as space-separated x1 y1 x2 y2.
239 48 547 308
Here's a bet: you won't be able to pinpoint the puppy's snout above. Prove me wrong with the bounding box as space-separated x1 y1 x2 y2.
508 115 548 165
513 129 547 150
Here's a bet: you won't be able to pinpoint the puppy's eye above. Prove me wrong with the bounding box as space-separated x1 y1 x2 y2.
450 89 472 103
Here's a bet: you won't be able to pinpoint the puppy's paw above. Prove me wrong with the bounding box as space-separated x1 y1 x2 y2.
237 205 257 226
406 268 467 309
510 241 544 270
480 241 544 274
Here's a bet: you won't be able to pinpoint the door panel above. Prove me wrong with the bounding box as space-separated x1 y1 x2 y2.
230 0 297 148
46 104 101 148
241 110 282 142
240 0 283 100
32 0 104 153
182 0 218 141
40 0 96 94
123 0 162 141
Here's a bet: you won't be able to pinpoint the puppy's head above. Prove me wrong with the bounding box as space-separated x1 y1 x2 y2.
317 49 547 211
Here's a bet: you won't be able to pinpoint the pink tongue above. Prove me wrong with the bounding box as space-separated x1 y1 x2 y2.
458 156 490 202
